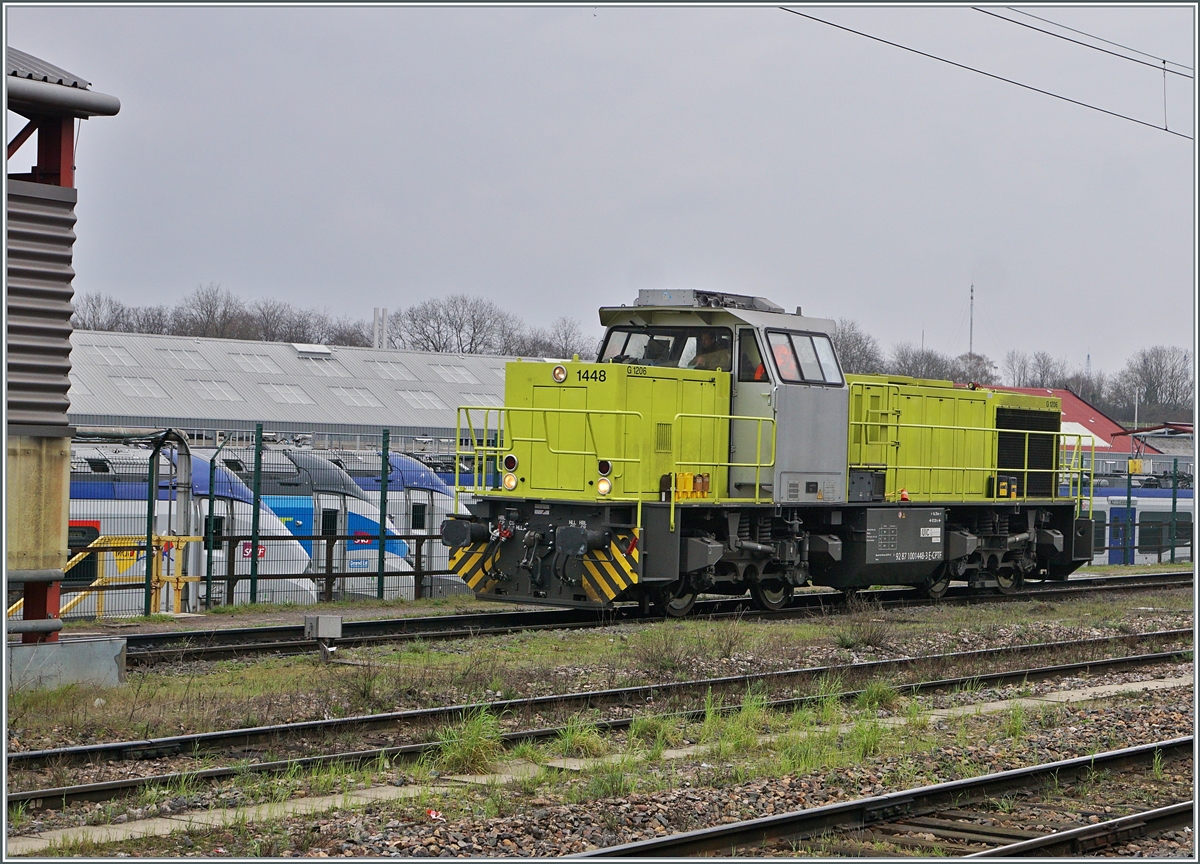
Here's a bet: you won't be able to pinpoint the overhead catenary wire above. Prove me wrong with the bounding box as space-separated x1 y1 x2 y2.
974 7 1192 79
778 7 1193 141
1005 6 1193 71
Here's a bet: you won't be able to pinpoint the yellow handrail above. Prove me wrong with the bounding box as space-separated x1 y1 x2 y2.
669 412 777 531
7 535 204 619
847 416 1094 513
456 405 650 528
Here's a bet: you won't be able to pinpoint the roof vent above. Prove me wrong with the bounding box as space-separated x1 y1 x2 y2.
634 289 785 313
292 343 332 356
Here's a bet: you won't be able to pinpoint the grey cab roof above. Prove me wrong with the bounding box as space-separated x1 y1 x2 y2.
67 330 518 437
7 47 90 88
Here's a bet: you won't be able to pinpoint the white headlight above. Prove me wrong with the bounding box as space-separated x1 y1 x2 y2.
502 473 519 491
597 477 612 496
552 365 568 383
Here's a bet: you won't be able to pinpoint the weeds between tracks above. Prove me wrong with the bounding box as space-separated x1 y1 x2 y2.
7 587 1190 755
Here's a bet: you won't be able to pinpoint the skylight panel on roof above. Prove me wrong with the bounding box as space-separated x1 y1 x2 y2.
110 376 167 398
431 364 479 384
330 387 383 408
397 390 447 410
261 383 315 405
368 361 416 381
300 356 350 377
187 379 243 402
157 348 211 370
462 392 503 407
231 353 283 374
492 368 506 379
68 374 91 396
83 344 138 367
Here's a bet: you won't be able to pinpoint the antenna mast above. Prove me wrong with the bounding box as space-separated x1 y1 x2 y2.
969 283 974 357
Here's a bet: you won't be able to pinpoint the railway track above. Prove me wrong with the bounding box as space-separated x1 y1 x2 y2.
8 633 1192 810
577 738 1194 857
51 569 1192 666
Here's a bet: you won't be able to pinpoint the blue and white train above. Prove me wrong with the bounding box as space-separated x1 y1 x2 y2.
322 450 471 596
200 448 415 600
66 445 316 615
1082 486 1194 566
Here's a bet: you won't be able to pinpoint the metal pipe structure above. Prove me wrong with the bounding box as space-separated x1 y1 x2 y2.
205 433 229 610
6 76 120 118
250 423 263 603
377 429 389 600
143 433 165 617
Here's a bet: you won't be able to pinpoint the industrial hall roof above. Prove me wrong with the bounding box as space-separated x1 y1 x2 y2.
66 330 517 438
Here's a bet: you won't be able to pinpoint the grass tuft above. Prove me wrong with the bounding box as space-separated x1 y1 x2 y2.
431 709 503 775
556 714 609 759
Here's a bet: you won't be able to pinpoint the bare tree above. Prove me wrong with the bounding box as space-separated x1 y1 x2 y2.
72 291 129 331
1119 345 1194 411
950 352 998 385
171 283 248 338
888 343 956 381
830 318 883 374
1002 349 1031 387
1028 351 1067 388
246 297 295 342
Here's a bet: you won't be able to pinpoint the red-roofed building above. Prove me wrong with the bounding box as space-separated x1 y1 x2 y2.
995 387 1156 456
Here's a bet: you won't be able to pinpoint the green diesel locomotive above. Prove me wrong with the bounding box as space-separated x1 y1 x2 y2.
441 290 1095 615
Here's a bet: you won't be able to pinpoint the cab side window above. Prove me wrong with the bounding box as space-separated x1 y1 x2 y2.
766 331 844 385
767 332 802 382
737 331 768 382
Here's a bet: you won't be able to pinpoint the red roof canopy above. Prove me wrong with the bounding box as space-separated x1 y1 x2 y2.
993 387 1160 455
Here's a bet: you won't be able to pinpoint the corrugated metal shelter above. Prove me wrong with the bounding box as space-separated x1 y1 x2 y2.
67 330 519 445
6 47 119 643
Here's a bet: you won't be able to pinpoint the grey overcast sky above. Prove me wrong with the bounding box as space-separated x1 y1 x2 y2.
6 5 1196 372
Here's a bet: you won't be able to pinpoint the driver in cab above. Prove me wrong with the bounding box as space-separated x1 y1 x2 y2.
689 331 732 372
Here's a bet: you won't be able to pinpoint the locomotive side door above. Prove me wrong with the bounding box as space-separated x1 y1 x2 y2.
730 328 775 498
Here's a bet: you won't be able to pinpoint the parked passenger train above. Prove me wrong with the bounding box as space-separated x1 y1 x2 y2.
201 448 415 599
67 445 316 614
321 450 472 596
1082 487 1193 566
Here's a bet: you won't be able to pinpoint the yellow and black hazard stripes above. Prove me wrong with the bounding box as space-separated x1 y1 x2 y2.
580 530 639 603
448 542 499 591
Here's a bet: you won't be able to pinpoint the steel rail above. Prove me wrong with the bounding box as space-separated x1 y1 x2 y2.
575 738 1194 857
81 570 1194 666
965 800 1193 857
9 624 1190 772
8 648 1192 812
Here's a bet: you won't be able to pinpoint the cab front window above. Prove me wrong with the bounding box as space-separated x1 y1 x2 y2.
600 327 733 371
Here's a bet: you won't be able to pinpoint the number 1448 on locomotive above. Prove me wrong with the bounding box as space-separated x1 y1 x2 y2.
441 290 1095 616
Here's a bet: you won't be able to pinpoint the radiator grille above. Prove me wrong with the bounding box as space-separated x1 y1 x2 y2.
655 423 673 453
996 408 1059 497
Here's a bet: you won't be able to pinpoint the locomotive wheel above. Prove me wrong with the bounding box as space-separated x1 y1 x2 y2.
750 579 793 612
922 567 952 601
994 569 1022 595
655 580 697 618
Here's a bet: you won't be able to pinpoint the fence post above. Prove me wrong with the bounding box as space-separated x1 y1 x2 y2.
1124 469 1133 566
1170 458 1178 564
377 429 389 600
415 538 424 600
250 423 263 603
325 539 335 602
226 537 236 605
